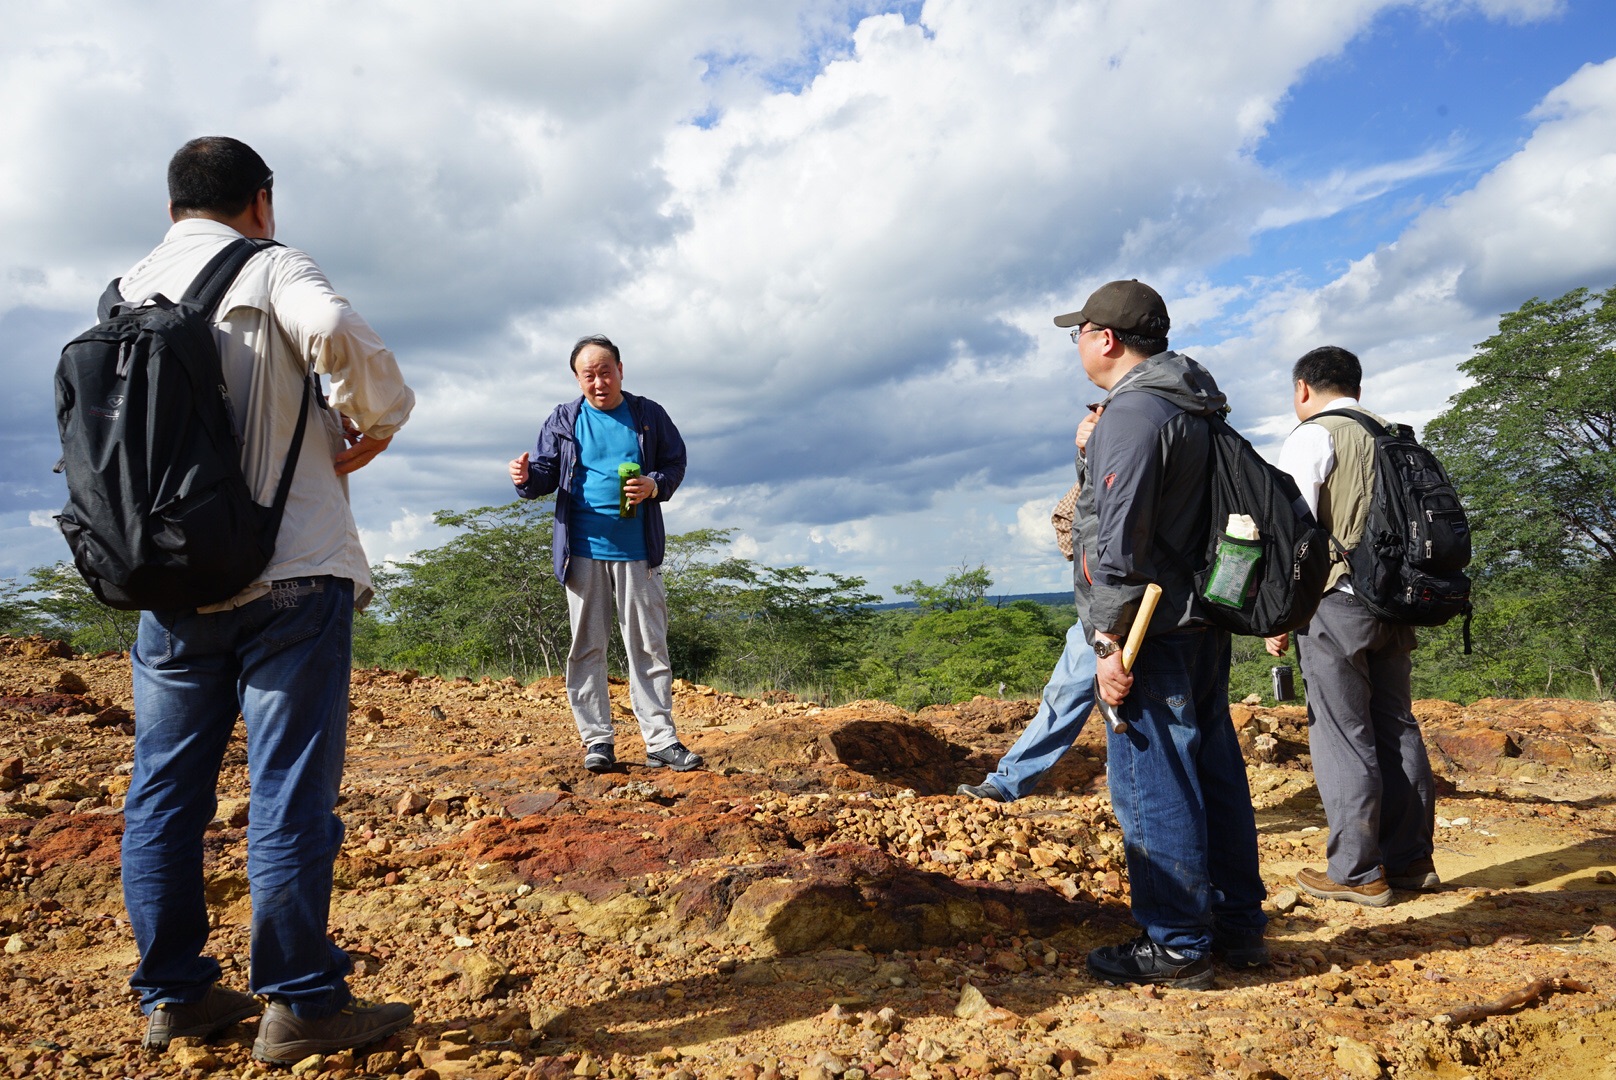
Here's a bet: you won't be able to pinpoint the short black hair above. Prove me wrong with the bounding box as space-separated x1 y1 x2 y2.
569 334 621 371
1114 318 1169 358
1292 345 1362 396
168 137 273 218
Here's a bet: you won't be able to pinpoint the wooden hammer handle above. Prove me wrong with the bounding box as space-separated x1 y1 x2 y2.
1120 583 1163 671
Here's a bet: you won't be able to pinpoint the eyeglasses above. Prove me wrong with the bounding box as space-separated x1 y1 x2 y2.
1069 326 1108 343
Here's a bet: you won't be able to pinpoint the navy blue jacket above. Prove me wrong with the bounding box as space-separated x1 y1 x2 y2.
514 391 687 584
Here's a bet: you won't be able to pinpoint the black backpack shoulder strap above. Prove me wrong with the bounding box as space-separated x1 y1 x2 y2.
1302 406 1402 440
97 279 125 322
182 237 283 319
265 368 316 524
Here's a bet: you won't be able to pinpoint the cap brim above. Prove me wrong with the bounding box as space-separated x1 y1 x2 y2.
1052 310 1086 328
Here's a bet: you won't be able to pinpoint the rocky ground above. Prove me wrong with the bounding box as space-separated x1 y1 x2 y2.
2 634 1616 1079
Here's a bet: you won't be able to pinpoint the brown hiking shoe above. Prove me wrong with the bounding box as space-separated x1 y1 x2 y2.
1296 867 1393 907
142 984 262 1051
1387 857 1441 891
252 998 412 1064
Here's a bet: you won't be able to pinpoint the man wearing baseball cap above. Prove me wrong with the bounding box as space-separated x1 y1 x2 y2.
1059 280 1267 989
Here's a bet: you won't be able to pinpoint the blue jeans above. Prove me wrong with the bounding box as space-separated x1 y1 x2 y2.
984 621 1097 800
1105 626 1266 958
124 577 355 1018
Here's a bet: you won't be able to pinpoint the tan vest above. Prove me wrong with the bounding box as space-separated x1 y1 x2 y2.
1310 405 1390 592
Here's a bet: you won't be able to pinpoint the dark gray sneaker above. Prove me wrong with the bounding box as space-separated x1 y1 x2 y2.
1387 857 1441 891
143 984 262 1051
1212 931 1270 968
1087 934 1214 990
956 781 1007 802
583 742 616 772
252 998 413 1065
645 741 702 771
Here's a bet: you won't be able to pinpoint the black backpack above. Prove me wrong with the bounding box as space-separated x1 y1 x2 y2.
54 237 314 611
1314 410 1473 648
1136 391 1334 637
1191 410 1334 636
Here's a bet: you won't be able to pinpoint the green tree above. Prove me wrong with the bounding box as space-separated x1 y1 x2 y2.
0 577 40 637
6 564 140 653
661 529 879 694
893 563 992 612
1423 284 1616 699
857 566 1064 708
358 500 571 679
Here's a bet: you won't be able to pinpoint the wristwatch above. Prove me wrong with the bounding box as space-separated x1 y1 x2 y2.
1093 637 1121 660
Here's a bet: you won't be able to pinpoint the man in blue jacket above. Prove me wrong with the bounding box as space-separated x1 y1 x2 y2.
508 335 700 772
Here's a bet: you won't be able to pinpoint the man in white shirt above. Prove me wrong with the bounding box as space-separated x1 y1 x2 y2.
1265 346 1439 908
115 137 416 1062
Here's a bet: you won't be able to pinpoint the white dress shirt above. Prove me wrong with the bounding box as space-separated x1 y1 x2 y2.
117 219 414 609
1276 395 1361 594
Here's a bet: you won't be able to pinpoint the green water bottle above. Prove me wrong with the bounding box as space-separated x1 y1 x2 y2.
618 462 641 518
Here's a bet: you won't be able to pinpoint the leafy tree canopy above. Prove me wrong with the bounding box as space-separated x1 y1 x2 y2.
1424 284 1616 699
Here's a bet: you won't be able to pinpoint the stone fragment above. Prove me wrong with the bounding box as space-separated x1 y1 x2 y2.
368 1051 402 1073
18 637 72 659
1332 1038 1382 1080
291 1053 326 1075
397 791 429 816
1273 889 1301 914
39 777 97 802
1432 727 1520 772
989 949 1026 973
169 1046 218 1069
955 983 990 1019
215 796 251 827
439 950 508 1000
53 671 89 694
958 1052 995 1074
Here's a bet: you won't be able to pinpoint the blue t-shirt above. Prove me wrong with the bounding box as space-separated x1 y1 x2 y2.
568 400 647 561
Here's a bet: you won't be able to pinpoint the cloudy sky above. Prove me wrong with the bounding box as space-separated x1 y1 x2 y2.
4 0 1615 599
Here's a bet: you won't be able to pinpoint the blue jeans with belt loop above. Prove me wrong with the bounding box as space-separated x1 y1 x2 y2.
1105 625 1266 957
123 576 355 1018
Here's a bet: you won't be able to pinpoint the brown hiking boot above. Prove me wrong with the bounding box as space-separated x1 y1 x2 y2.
1387 857 1441 891
252 998 412 1064
1296 867 1393 907
143 984 262 1051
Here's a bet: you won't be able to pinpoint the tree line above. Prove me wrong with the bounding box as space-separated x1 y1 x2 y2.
5 285 1614 706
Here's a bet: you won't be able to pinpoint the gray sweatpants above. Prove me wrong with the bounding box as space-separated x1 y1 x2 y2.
564 556 680 754
1297 589 1435 886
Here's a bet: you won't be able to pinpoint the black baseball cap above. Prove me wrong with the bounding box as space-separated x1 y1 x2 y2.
1053 279 1170 333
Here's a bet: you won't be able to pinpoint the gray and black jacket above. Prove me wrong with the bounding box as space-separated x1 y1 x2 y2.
1073 350 1226 641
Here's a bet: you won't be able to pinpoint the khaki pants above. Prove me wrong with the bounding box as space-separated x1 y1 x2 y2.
564 556 679 753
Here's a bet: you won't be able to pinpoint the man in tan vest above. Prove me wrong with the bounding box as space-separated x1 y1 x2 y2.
1265 346 1439 906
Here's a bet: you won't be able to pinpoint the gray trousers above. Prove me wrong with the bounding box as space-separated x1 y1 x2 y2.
1297 589 1435 886
564 556 680 753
